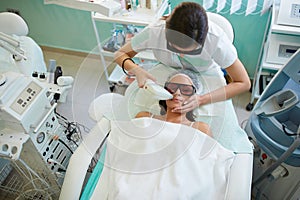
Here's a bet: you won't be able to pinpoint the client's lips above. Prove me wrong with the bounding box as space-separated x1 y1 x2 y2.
172 98 182 103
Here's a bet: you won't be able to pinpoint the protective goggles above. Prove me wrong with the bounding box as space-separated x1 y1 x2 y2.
164 82 196 96
167 41 203 55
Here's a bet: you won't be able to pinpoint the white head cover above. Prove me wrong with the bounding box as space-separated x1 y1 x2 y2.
167 71 203 94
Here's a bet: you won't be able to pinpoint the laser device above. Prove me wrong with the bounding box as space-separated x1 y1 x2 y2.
0 72 81 199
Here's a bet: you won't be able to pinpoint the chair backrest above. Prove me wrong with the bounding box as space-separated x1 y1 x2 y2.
0 12 29 36
207 12 234 43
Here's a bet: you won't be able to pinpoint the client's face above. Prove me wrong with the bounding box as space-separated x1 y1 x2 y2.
164 74 196 110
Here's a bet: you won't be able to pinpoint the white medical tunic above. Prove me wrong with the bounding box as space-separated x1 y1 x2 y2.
131 19 237 73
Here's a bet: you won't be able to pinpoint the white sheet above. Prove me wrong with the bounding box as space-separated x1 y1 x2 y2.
90 118 235 199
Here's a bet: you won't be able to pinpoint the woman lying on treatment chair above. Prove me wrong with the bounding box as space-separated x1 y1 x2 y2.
136 69 212 137
77 70 242 199
60 66 253 199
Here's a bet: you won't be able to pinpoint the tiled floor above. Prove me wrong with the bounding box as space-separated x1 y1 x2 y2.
41 47 253 131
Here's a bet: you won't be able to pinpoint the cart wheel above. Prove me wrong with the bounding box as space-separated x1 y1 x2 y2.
246 103 254 111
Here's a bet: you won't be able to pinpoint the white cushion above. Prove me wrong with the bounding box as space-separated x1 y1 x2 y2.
88 93 124 121
0 12 29 36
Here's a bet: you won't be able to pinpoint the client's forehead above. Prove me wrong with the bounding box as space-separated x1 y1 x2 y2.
169 74 193 85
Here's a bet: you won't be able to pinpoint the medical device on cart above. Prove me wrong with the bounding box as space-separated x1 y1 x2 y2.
0 71 80 199
0 12 81 199
245 49 300 199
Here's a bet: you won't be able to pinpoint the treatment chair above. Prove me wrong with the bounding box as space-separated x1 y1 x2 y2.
0 11 46 75
60 13 253 199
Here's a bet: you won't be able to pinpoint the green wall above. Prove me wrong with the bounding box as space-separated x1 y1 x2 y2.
0 0 270 78
0 0 113 53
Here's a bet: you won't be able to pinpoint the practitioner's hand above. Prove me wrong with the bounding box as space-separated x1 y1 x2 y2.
131 67 156 88
171 94 200 113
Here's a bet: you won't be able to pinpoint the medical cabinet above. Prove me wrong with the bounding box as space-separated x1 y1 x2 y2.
247 0 300 111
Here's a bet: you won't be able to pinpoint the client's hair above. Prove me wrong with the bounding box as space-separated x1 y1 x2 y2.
159 69 200 121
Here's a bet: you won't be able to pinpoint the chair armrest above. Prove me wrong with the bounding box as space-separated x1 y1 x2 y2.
225 153 253 200
88 93 124 121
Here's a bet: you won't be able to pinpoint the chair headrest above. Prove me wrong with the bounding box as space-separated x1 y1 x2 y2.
0 12 29 36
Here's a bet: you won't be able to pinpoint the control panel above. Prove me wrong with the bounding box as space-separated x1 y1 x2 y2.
291 3 300 19
278 0 300 27
278 44 300 59
10 81 42 115
266 33 300 65
29 109 80 179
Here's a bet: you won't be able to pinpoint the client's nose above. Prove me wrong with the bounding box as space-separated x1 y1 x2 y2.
173 88 181 95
